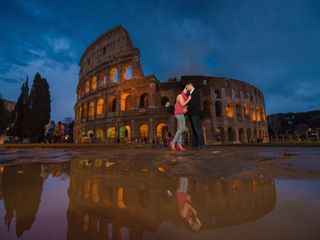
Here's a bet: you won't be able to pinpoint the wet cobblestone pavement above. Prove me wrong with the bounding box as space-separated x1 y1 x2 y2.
0 145 319 239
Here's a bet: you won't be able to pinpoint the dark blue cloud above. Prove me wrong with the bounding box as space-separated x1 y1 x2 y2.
0 0 319 120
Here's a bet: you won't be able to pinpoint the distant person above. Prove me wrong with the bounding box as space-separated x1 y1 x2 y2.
169 86 191 151
44 120 55 143
57 122 65 143
44 121 50 143
186 83 203 150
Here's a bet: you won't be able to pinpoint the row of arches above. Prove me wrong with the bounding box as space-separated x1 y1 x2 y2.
215 127 266 143
205 100 266 122
78 123 266 144
77 93 151 122
80 123 170 144
80 65 133 97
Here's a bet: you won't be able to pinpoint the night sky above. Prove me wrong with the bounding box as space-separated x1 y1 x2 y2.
1 0 319 121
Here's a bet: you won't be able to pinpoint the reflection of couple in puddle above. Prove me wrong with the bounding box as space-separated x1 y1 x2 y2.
176 177 202 232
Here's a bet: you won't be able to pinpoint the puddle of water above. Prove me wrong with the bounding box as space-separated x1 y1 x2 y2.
0 160 319 240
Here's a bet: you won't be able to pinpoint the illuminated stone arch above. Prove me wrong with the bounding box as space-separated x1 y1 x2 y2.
88 101 95 118
215 101 222 117
87 129 94 136
225 101 234 118
251 106 256 121
139 123 149 139
120 125 131 142
122 64 133 80
96 98 104 116
95 128 104 143
121 93 131 111
91 76 97 91
109 67 118 82
108 96 116 112
139 93 149 108
106 127 116 143
256 107 261 122
156 123 168 143
244 103 249 118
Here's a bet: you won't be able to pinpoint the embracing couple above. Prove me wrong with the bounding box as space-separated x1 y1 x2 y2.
169 82 203 151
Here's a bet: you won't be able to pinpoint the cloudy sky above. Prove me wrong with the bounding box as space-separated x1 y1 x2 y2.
0 0 319 120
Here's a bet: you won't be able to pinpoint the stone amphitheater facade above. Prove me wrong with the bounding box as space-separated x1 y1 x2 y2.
74 25 268 144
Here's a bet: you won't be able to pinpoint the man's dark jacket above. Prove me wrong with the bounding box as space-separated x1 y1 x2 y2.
187 88 201 116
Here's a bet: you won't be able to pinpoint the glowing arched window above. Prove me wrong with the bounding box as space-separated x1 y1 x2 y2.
106 127 116 144
120 125 131 139
96 98 104 116
110 68 118 82
96 129 104 140
225 102 234 118
244 104 249 117
121 93 131 111
251 106 256 121
139 124 149 138
107 127 116 138
85 80 90 94
88 101 95 118
256 107 261 122
91 76 97 90
123 65 133 80
156 123 168 142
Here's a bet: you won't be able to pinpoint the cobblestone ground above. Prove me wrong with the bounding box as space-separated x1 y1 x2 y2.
0 145 319 180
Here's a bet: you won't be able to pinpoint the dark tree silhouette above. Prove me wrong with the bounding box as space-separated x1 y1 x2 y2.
7 78 29 138
0 95 11 135
23 73 51 142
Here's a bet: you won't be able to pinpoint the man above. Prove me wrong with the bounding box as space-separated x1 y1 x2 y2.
186 83 203 150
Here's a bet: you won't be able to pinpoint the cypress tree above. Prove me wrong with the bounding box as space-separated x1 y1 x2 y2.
7 78 29 138
23 73 51 142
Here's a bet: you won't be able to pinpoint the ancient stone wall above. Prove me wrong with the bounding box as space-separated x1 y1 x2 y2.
74 26 269 144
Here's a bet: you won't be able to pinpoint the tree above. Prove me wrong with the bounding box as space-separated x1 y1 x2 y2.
0 95 11 135
7 78 29 138
23 73 51 142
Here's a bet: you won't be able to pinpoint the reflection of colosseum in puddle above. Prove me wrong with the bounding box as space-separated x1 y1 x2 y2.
66 160 276 239
74 25 269 145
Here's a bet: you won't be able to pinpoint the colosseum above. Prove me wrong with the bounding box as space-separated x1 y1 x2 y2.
74 25 269 144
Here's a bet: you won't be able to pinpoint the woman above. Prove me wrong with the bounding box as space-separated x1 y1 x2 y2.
169 86 191 151
176 177 202 232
